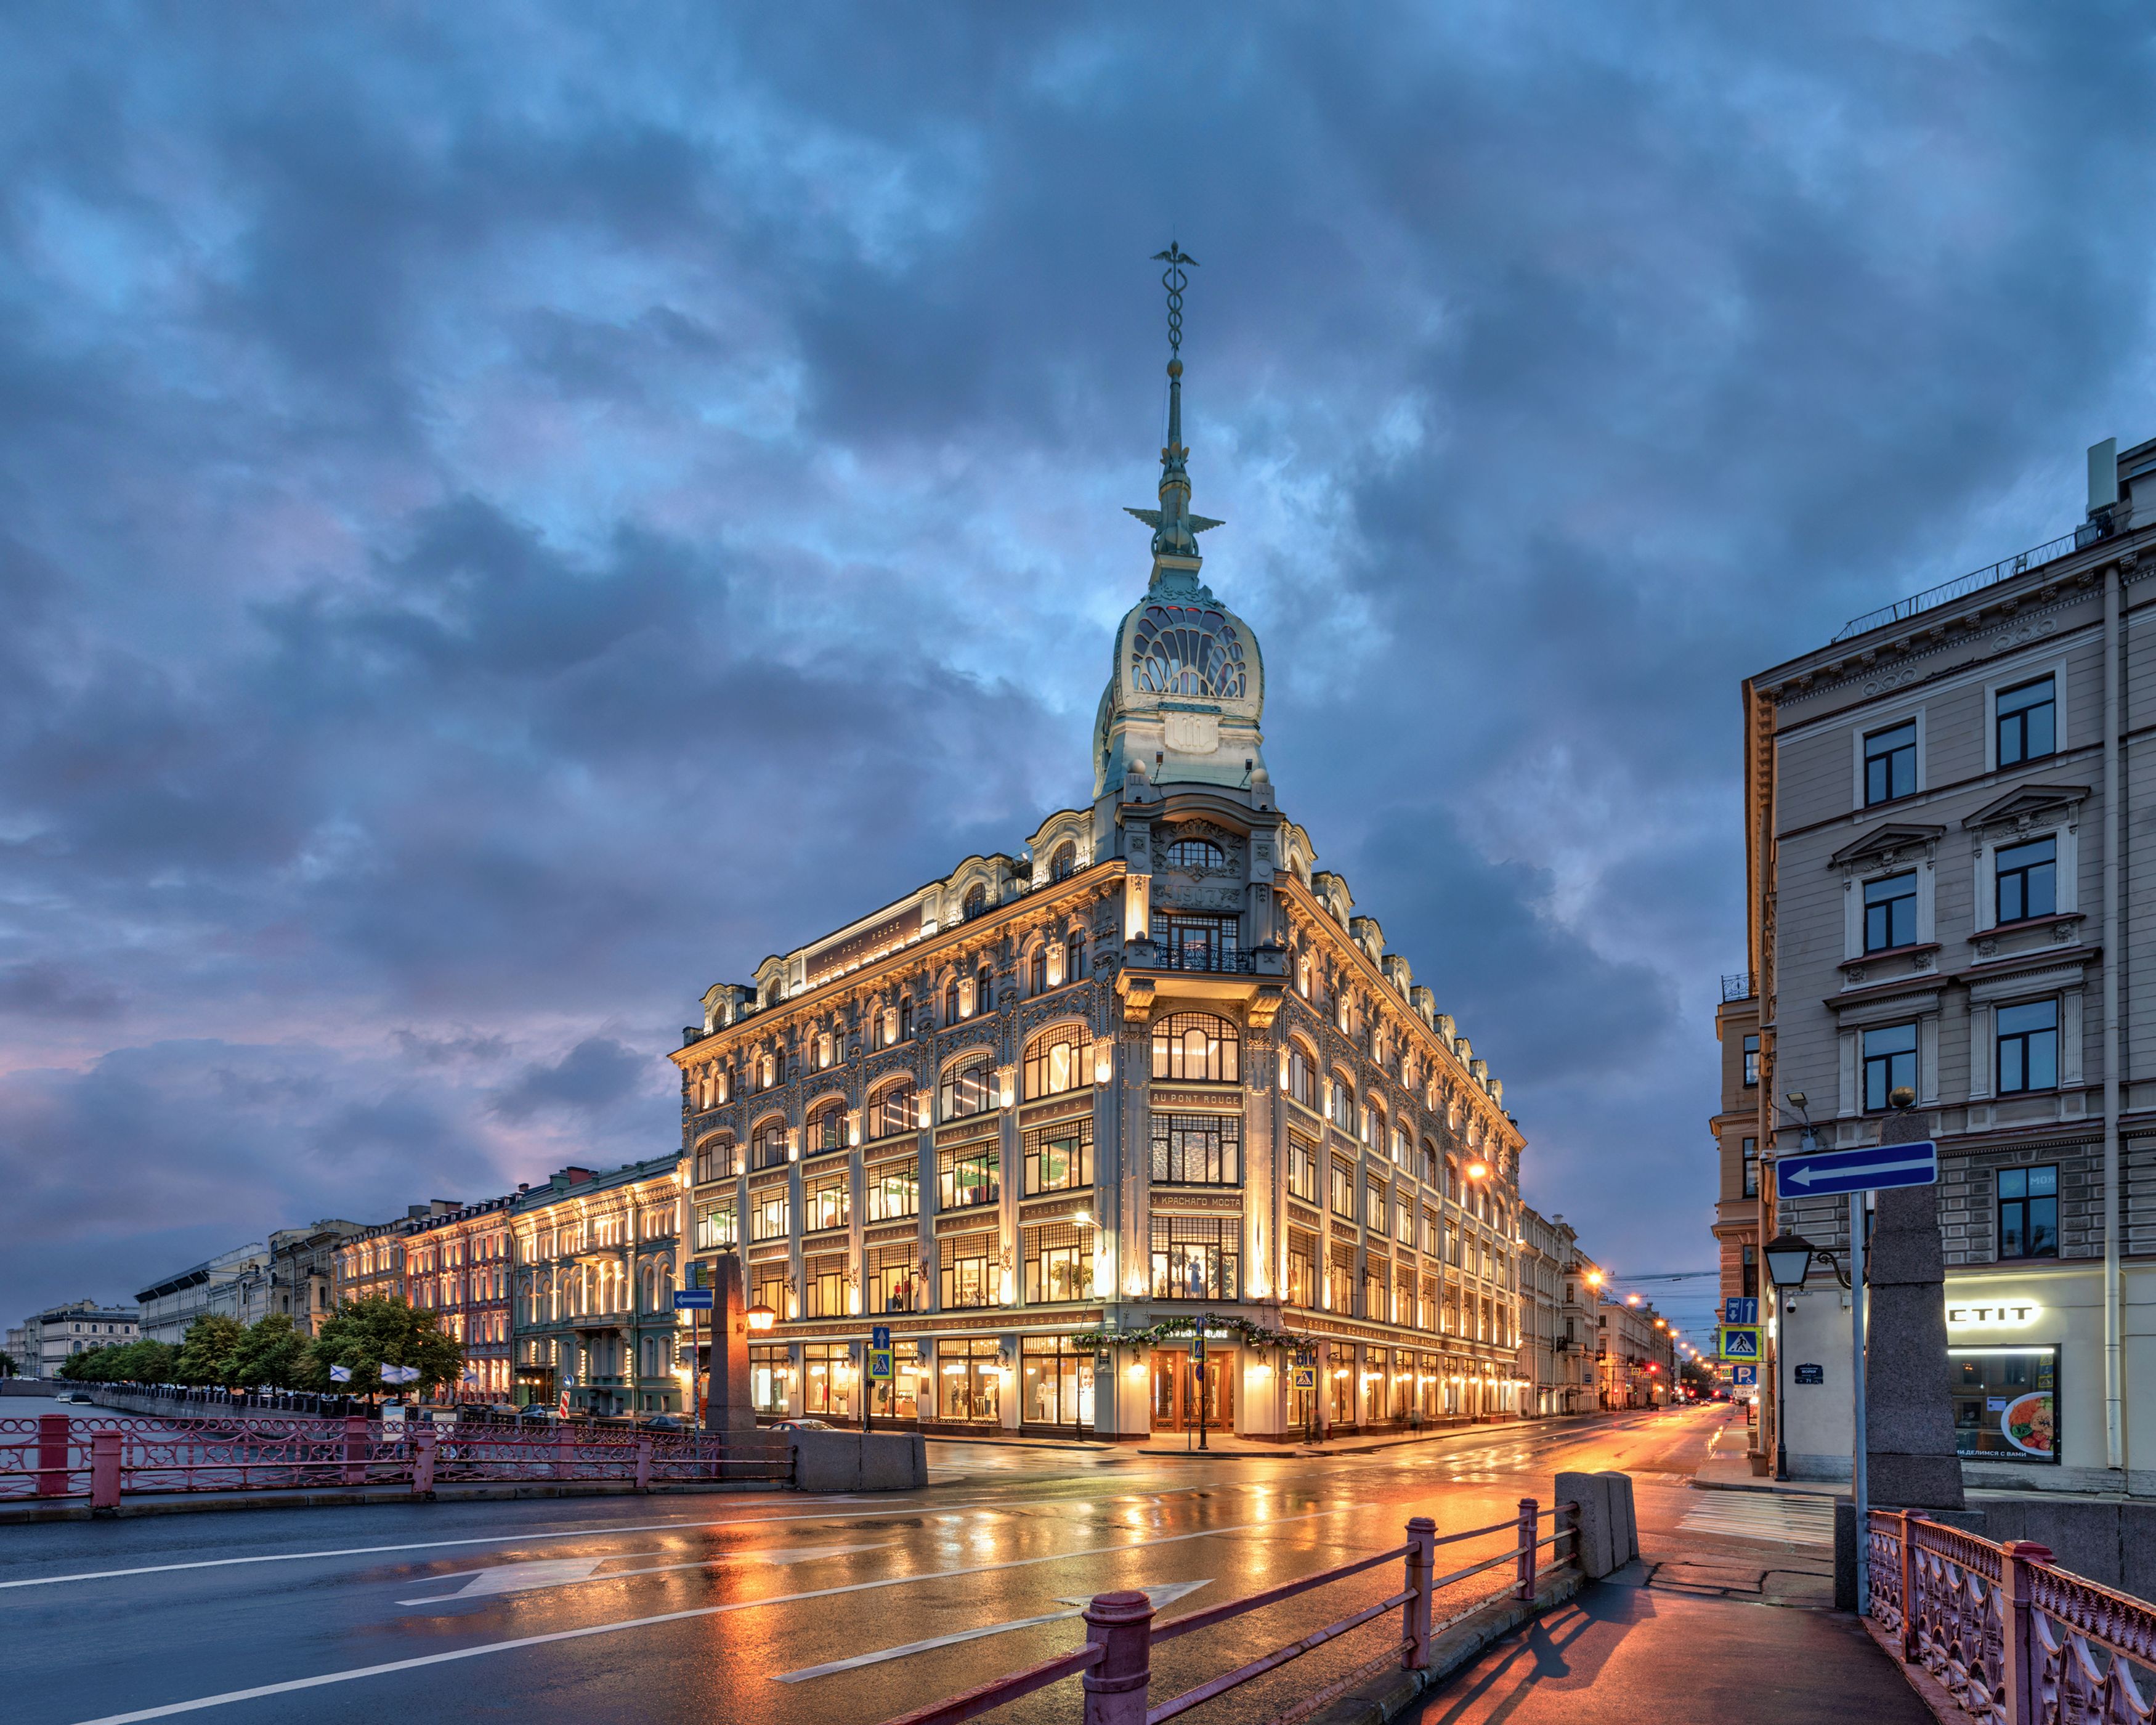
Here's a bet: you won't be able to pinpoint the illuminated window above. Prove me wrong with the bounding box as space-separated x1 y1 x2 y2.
1025 1024 1094 1098
1151 1012 1239 1082
1130 603 1248 699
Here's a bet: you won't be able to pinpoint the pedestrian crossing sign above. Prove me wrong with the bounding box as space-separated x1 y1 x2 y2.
1719 1325 1762 1361
1292 1366 1316 1389
868 1348 893 1382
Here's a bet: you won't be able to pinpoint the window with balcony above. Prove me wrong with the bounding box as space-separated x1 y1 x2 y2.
1153 912 1240 972
1865 871 1918 952
1149 1215 1238 1300
867 1162 917 1222
1996 837 2057 923
1996 999 2059 1094
939 1143 999 1211
1997 675 2056 768
1865 720 1918 805
1151 1113 1240 1185
940 1053 997 1120
1024 1024 1093 1098
1025 1119 1093 1195
963 884 988 921
1862 1022 1918 1111
1151 1011 1240 1082
1050 842 1077 881
1998 1166 2059 1260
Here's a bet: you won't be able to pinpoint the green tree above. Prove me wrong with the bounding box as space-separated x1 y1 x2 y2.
174 1313 248 1387
95 1339 178 1384
59 1346 113 1382
1679 1356 1716 1400
226 1314 312 1389
0 1347 18 1378
307 1296 464 1399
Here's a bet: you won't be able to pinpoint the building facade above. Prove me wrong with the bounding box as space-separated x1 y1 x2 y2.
510 1159 684 1417
1518 1208 1578 1416
136 1244 272 1346
1595 1297 1675 1408
405 1195 516 1401
1738 434 2156 1492
267 1220 370 1337
19 1301 139 1376
671 346 1529 1440
1555 1249 1605 1414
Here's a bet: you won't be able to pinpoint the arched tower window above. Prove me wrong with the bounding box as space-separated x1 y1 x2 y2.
940 1053 997 1121
1130 603 1247 699
869 1079 916 1141
963 884 987 920
1164 837 1225 871
1150 1012 1240 1083
1050 843 1077 882
1024 1023 1095 1098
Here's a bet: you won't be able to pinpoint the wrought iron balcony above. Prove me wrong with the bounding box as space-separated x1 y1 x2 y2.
1719 972 1754 1004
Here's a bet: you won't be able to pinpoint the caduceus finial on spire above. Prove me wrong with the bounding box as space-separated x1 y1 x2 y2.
1127 242 1223 574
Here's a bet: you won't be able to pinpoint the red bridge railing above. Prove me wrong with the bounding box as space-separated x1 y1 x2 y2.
1867 1508 2156 1725
0 1413 791 1506
883 1500 1580 1725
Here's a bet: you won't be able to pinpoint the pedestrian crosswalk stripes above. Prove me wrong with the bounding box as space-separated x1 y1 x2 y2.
1679 1491 1838 1548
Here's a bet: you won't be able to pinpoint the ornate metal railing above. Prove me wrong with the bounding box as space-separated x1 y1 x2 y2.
1719 972 1754 1004
0 1413 791 1505
882 1500 1580 1725
1868 1508 2156 1725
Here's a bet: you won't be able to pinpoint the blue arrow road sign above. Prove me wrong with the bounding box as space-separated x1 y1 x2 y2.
673 1288 714 1310
1775 1140 1938 1199
872 1325 891 1350
1723 1297 1758 1326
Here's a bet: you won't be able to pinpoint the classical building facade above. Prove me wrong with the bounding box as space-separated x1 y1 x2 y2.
405 1195 517 1401
1738 434 2156 1491
136 1243 271 1346
671 343 1529 1440
18 1301 139 1377
268 1220 371 1337
1518 1207 1574 1418
509 1159 684 1417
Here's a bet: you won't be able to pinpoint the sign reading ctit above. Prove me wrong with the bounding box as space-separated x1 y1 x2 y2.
1946 1302 2041 1329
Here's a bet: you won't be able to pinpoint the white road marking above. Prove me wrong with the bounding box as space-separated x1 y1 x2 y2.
66 1506 1347 1723
1679 1493 1837 1548
771 1578 1212 1682
0 1488 1181 1591
397 1541 886 1605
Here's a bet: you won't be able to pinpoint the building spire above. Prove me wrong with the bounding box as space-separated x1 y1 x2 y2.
1126 241 1223 582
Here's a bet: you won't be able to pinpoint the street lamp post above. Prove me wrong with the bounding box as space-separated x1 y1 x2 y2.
1762 1230 1815 1482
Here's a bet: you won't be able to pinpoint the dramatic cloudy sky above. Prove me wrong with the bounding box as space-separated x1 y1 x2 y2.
5 6 2154 1342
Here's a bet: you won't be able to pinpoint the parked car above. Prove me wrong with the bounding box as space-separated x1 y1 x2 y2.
769 1417 835 1432
642 1414 684 1431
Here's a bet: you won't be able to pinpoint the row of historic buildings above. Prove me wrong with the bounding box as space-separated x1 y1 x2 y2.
1716 432 2156 1493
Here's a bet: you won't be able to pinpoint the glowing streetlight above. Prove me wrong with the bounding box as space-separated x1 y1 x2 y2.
745 1302 777 1333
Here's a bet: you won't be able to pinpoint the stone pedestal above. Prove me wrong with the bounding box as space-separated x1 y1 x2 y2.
704 1254 756 1434
1864 1108 1965 1510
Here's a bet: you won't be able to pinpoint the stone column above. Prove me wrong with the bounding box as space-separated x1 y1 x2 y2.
1864 1105 1966 1509
703 1254 755 1433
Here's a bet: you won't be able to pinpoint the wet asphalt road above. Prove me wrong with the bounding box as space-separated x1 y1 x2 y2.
3 1406 1722 1725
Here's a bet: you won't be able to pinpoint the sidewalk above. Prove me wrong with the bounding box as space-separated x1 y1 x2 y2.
1688 1414 1849 1498
1408 1567 1931 1725
1135 1410 1634 1460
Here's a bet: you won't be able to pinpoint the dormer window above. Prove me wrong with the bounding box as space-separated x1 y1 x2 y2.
963 884 988 921
1050 843 1077 882
1165 837 1225 870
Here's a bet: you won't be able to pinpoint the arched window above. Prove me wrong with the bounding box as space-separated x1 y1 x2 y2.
807 1102 845 1156
1287 1043 1316 1108
963 883 987 920
1050 843 1077 881
1164 837 1226 871
869 1080 916 1142
1329 1075 1356 1132
1445 1157 1459 1201
1067 932 1086 981
751 1118 789 1171
1025 1023 1094 1098
1151 1012 1240 1083
940 1053 997 1120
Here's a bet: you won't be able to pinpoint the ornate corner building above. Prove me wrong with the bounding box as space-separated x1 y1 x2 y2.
669 333 1528 1441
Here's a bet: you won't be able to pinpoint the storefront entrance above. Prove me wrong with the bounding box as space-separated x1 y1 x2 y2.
1021 1337 1096 1433
1151 1350 1234 1434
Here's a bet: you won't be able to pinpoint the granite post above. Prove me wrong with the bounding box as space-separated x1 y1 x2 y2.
1864 1104 1964 1509
704 1252 756 1434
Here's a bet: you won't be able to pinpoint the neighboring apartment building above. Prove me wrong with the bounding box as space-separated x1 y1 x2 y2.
4 1325 26 1371
331 1201 468 1310
1554 1244 1605 1415
136 1244 272 1346
672 338 1529 1440
1710 980 1763 1313
268 1220 371 1337
1595 1297 1675 1409
511 1159 684 1418
18 1301 139 1376
1518 1207 1576 1417
1738 434 2156 1492
405 1195 517 1400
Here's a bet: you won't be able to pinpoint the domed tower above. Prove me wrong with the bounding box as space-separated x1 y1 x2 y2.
1093 248 1268 802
